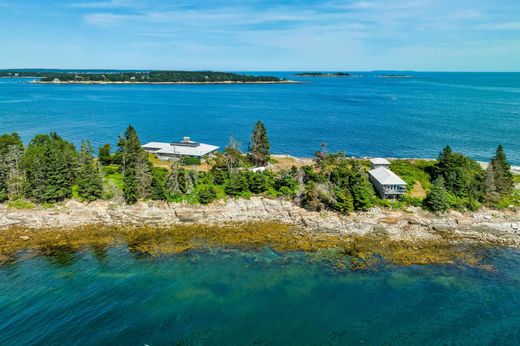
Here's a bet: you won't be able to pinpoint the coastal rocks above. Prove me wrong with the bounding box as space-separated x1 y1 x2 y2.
0 197 519 249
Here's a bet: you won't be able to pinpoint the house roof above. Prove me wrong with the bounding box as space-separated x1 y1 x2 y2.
142 141 219 157
370 158 390 165
369 167 407 185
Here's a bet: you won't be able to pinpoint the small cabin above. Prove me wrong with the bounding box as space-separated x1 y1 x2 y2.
369 167 407 199
369 158 390 170
142 136 219 161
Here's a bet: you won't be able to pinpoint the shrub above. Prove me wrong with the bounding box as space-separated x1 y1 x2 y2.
198 185 217 204
180 156 201 166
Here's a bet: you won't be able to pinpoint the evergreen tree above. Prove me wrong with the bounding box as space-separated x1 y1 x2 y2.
488 145 513 197
121 126 152 204
98 143 112 165
22 133 77 203
332 186 354 214
248 121 270 167
197 185 217 204
432 145 484 201
248 172 269 194
224 173 249 196
150 167 167 200
349 163 374 211
77 141 103 201
423 176 450 212
0 133 24 201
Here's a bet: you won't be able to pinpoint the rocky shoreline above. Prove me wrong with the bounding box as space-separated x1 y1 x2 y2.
1 197 519 248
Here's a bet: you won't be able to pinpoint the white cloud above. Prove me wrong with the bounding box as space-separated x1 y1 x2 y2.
69 0 144 10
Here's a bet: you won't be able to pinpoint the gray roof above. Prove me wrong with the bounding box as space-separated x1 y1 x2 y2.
142 141 219 157
369 167 407 185
370 158 390 165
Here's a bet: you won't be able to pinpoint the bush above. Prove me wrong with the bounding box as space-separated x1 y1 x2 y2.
248 173 269 194
180 156 201 166
198 185 217 204
224 173 249 196
423 177 450 212
7 199 35 209
400 195 423 207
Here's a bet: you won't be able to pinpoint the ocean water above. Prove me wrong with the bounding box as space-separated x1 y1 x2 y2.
0 72 519 164
2 247 520 344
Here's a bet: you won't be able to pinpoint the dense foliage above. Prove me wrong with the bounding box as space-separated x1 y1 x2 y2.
0 70 282 83
21 133 77 203
0 125 516 214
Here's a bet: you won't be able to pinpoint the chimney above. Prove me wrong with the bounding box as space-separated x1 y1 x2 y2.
183 136 190 143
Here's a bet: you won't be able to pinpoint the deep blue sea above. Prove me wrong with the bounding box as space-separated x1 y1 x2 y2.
2 247 520 344
0 72 519 164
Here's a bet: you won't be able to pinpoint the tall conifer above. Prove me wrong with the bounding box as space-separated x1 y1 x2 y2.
248 121 270 167
77 140 103 201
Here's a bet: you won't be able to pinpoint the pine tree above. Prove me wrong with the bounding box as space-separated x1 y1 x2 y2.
121 126 152 204
423 176 450 212
98 144 112 165
248 121 270 167
489 145 513 196
77 141 103 201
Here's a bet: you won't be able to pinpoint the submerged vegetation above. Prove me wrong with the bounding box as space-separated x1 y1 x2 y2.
0 222 492 268
0 70 282 83
0 122 517 213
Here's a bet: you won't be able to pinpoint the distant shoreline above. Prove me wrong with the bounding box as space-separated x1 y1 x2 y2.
31 80 300 85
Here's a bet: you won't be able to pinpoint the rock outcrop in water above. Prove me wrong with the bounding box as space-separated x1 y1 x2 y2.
0 197 519 247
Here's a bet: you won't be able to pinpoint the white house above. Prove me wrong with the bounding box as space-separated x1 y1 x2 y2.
368 159 407 199
142 137 219 161
369 158 391 170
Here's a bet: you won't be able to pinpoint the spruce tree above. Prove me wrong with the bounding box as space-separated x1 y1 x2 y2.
248 121 270 167
225 173 249 196
423 176 450 212
22 133 77 203
98 144 112 165
333 186 354 214
489 145 513 196
121 126 152 204
0 133 24 201
349 163 374 211
248 172 269 194
77 141 103 201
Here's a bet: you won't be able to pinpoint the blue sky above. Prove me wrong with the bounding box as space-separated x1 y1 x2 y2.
1 0 519 71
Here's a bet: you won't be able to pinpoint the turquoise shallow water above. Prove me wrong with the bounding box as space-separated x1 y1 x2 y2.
0 72 519 164
2 247 520 345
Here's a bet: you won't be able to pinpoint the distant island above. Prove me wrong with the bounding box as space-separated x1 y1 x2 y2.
376 74 414 78
0 70 292 84
295 72 352 77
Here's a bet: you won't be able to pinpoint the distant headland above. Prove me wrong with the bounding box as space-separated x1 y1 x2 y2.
0 70 296 84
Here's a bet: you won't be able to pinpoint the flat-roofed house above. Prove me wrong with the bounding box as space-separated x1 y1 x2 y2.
369 166 407 199
142 137 219 161
369 158 391 170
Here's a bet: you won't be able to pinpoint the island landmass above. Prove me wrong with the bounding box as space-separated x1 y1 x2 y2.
295 72 353 77
0 122 518 268
0 70 292 84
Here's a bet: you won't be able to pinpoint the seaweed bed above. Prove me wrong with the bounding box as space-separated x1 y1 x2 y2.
0 222 491 269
